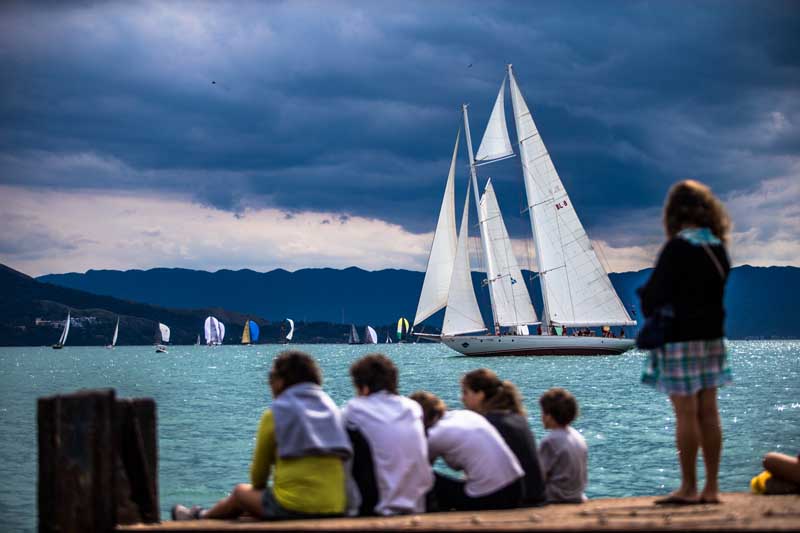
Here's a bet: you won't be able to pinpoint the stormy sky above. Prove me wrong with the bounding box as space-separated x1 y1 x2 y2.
1 1 798 276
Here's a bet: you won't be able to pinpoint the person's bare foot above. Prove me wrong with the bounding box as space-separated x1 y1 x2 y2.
700 485 721 504
654 489 700 505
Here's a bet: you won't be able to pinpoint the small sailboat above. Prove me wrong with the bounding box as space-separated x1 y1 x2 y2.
241 320 260 345
105 317 119 349
155 322 170 353
195 334 201 346
364 325 378 344
396 317 410 342
204 316 225 345
52 311 70 349
385 332 393 344
348 324 361 345
284 318 294 343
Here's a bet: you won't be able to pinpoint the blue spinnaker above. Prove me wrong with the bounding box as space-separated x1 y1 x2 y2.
248 320 260 343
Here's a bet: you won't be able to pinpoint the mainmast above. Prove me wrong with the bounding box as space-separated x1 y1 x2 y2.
507 64 552 334
462 104 499 334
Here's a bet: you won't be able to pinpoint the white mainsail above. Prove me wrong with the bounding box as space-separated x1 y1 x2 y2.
286 318 295 341
475 78 514 164
413 132 460 327
442 182 487 336
158 323 170 343
58 312 71 346
479 179 538 328
111 317 119 347
508 66 634 328
364 325 378 344
348 324 361 344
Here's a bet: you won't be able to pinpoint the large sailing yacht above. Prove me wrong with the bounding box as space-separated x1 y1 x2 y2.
414 65 636 356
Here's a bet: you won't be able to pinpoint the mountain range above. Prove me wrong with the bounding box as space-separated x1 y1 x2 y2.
34 263 800 340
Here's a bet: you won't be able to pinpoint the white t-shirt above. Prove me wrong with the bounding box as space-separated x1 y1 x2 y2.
538 426 588 503
427 410 523 497
342 392 433 515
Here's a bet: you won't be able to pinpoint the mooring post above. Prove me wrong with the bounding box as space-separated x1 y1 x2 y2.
38 389 159 533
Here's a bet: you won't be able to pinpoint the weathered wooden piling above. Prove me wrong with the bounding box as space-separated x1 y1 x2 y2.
38 388 159 533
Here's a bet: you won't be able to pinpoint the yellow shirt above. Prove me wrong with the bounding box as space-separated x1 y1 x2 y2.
250 410 346 514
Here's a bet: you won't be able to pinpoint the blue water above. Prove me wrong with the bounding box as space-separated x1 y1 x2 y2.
1 341 798 532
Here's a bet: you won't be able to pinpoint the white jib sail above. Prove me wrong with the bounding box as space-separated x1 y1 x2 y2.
479 179 538 328
475 77 514 164
218 322 225 343
111 317 119 346
204 316 219 344
365 325 378 344
414 132 460 327
442 182 487 336
286 318 294 341
59 312 71 345
508 67 634 327
159 323 171 343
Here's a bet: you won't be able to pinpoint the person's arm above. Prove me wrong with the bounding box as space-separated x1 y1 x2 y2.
538 437 556 481
250 410 277 489
638 240 680 317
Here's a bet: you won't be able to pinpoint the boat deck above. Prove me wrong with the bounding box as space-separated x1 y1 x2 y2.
118 493 800 532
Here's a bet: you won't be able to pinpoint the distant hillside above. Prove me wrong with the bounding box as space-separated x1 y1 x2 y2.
38 264 800 340
0 264 370 346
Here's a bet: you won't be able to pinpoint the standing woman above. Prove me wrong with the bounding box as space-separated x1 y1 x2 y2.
639 180 733 505
462 369 546 506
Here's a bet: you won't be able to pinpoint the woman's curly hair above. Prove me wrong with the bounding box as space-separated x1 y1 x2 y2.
663 180 731 245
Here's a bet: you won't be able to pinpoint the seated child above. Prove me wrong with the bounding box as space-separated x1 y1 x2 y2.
538 387 588 503
751 452 800 494
411 391 524 512
461 369 546 506
172 350 352 520
342 354 433 515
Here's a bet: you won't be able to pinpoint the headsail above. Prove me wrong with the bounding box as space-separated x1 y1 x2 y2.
475 77 514 164
349 324 361 344
365 325 378 344
442 182 487 336
396 317 409 341
204 316 224 344
158 323 170 344
285 319 294 341
508 66 634 327
413 132 460 327
58 312 71 346
249 321 260 343
479 179 538 328
111 317 119 347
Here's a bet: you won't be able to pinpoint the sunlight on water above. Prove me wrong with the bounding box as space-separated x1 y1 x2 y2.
0 341 798 531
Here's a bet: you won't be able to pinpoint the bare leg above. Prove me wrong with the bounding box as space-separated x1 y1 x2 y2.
204 483 265 519
665 393 700 501
764 452 800 484
697 388 722 503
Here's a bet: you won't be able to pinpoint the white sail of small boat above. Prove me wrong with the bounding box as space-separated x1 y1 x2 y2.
348 324 361 344
52 311 70 349
195 334 201 346
204 316 224 345
364 325 378 344
106 316 119 349
285 318 294 342
156 322 170 353
385 332 393 344
413 132 459 328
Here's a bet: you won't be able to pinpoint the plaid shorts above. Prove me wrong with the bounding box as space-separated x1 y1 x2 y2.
641 338 732 396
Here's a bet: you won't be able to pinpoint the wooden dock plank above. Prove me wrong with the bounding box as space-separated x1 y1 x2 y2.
118 493 800 532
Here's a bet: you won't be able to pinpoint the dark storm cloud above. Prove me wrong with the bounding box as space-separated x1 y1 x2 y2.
0 0 798 244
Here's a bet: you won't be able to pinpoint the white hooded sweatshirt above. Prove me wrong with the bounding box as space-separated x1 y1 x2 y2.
342 391 433 515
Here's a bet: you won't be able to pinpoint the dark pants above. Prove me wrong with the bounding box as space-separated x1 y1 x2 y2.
430 472 523 512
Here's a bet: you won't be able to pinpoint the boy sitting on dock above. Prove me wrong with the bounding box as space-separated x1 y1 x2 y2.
538 387 588 503
342 353 433 515
172 350 352 521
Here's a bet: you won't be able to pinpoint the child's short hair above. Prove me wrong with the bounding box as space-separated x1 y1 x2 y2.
539 387 579 426
350 353 398 394
409 391 447 429
270 350 322 390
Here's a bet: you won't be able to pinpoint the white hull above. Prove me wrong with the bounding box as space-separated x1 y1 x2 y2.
441 334 635 356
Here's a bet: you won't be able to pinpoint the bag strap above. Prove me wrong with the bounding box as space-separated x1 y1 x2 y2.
701 243 726 280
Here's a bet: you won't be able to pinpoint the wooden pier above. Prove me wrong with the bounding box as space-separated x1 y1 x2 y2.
38 389 800 533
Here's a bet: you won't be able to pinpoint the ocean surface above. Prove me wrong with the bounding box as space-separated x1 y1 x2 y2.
0 341 798 532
